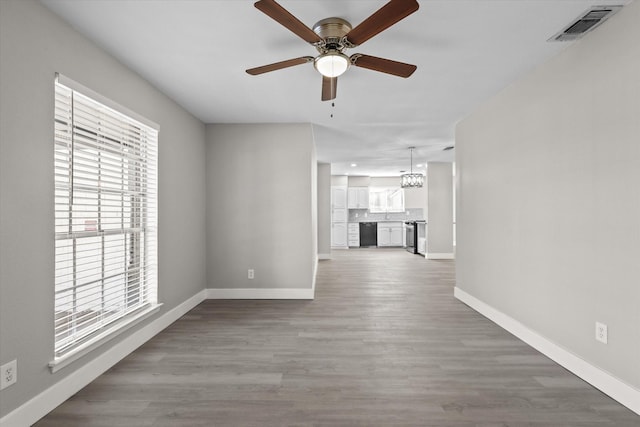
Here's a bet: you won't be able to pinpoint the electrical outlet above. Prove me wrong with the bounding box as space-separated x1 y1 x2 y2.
248 269 254 279
0 359 17 390
595 322 608 344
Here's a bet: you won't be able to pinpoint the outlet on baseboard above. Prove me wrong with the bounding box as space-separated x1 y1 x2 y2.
595 322 608 344
248 269 254 279
0 359 17 390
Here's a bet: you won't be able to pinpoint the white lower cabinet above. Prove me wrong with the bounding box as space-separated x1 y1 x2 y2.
331 222 348 247
348 223 360 247
390 226 403 246
377 222 403 247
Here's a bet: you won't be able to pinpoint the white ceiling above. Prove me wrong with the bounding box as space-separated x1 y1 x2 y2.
41 0 627 176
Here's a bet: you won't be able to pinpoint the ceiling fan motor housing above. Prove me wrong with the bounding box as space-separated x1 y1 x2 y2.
313 17 352 41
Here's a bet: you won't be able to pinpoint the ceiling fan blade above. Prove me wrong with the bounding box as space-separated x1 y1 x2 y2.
321 76 337 101
246 56 314 75
351 54 417 78
254 0 324 44
346 0 419 47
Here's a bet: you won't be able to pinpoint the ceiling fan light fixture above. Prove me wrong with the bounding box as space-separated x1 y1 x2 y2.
314 52 350 78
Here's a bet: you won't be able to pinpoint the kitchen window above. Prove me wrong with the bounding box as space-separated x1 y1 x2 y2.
369 187 405 213
53 74 158 364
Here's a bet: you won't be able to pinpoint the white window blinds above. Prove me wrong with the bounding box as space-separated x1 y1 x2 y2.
54 75 158 357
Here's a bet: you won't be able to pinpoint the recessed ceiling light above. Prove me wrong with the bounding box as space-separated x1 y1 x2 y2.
350 163 357 167
416 164 423 167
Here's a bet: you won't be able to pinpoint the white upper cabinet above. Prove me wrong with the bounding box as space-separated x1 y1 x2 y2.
348 187 369 209
332 186 347 209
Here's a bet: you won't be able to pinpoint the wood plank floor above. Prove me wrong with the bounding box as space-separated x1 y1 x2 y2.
36 249 639 426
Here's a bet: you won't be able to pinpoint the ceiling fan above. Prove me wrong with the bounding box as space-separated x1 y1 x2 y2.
246 0 419 101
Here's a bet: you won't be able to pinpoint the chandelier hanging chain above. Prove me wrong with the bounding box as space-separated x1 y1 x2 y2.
410 147 413 175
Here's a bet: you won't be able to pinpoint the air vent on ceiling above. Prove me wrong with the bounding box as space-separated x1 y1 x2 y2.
549 5 623 42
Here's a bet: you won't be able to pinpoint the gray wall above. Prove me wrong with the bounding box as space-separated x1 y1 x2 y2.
0 0 207 417
427 163 453 255
317 163 331 257
456 1 640 389
404 185 428 212
206 124 317 290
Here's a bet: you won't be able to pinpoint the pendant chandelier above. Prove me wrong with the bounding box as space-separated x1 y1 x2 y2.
400 147 424 188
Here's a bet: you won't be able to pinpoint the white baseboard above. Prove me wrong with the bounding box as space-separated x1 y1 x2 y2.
312 257 318 294
206 287 314 300
318 253 331 260
0 290 207 427
1 280 318 426
426 252 455 259
454 287 640 416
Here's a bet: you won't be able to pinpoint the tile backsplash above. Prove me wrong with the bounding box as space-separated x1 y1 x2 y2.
348 208 424 222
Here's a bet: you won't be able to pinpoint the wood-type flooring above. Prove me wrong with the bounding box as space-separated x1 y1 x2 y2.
36 248 639 426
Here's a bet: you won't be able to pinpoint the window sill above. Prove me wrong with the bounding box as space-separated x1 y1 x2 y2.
48 303 162 373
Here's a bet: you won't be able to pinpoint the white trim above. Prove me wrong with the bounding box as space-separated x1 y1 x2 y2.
0 290 207 427
454 287 640 416
426 252 455 259
55 73 159 130
49 304 162 373
318 253 332 260
312 257 318 294
206 287 314 300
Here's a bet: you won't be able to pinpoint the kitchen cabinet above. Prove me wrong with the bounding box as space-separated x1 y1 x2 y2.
331 186 348 247
347 187 369 209
331 186 348 223
331 222 348 247
332 186 347 209
347 223 360 247
377 222 403 247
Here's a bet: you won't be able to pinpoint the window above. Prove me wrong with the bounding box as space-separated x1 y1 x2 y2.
369 187 405 213
54 75 158 358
